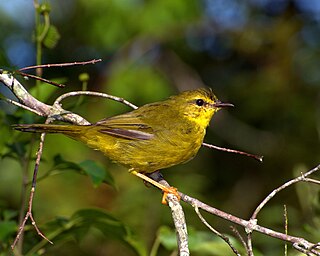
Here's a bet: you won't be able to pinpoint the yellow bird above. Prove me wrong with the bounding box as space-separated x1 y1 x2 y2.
13 88 233 203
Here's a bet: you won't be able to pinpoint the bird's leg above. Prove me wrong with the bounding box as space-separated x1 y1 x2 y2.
129 169 180 204
147 170 164 182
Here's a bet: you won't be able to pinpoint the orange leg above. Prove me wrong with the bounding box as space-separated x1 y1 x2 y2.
130 170 180 204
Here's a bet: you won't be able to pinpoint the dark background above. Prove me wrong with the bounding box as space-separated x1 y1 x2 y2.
0 0 319 255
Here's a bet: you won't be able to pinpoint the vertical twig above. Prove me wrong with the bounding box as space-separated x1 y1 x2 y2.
194 206 241 256
167 194 189 256
11 120 53 249
34 0 43 79
284 205 288 256
16 135 36 253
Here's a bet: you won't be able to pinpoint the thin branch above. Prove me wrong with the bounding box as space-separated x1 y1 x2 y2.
12 119 54 248
194 206 241 256
11 188 53 249
54 91 138 110
202 142 263 162
167 193 190 256
0 72 90 125
303 178 320 185
230 226 252 256
16 71 66 88
251 165 320 220
179 173 320 253
154 177 189 255
293 243 320 256
247 233 254 256
18 59 102 71
0 71 53 116
3 98 45 116
284 205 288 256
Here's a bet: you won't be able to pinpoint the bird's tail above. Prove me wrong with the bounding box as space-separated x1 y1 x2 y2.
12 124 85 136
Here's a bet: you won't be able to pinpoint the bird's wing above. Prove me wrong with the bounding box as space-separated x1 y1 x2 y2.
94 113 155 140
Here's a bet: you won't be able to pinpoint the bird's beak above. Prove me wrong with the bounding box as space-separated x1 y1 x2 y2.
213 101 234 108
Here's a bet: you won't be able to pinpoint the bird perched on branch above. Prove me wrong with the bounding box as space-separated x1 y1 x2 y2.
13 88 233 203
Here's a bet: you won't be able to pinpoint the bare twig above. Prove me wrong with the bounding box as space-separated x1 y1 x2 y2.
16 71 66 88
11 187 53 249
284 205 288 256
293 243 320 256
54 91 138 110
167 193 189 256
194 206 241 256
11 119 54 248
178 165 320 254
18 59 102 71
156 178 189 255
0 71 89 125
202 142 263 162
230 226 252 256
247 233 254 256
251 165 320 220
3 98 45 116
303 178 320 185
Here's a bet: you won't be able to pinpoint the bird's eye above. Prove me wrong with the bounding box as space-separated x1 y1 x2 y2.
196 99 204 106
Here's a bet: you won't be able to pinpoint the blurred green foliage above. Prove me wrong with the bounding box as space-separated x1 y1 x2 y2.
0 0 320 255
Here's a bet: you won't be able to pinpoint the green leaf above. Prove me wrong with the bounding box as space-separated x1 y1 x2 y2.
52 154 82 171
27 209 147 256
79 160 109 187
158 226 258 256
43 25 60 49
2 141 28 160
52 154 115 188
2 209 18 221
72 209 146 256
0 221 17 240
29 82 59 103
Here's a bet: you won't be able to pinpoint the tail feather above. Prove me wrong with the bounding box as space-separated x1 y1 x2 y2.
12 124 84 135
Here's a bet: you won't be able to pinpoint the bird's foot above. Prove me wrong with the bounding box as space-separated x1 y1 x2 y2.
161 186 180 205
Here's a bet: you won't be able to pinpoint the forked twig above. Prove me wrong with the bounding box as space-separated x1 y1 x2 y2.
15 59 102 88
11 129 53 248
230 226 252 256
194 206 241 256
251 166 320 220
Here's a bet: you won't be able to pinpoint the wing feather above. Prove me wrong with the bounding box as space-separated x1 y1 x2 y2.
95 112 154 140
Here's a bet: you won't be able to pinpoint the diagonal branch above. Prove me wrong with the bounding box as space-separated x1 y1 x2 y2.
179 164 320 255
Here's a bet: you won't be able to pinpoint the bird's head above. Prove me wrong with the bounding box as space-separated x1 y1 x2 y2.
171 88 233 128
